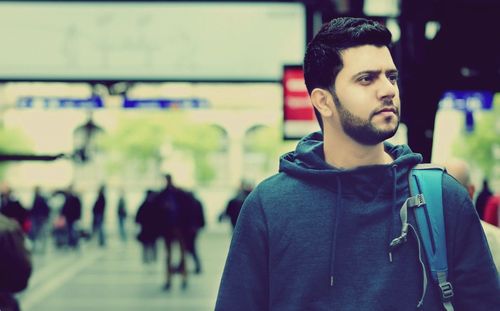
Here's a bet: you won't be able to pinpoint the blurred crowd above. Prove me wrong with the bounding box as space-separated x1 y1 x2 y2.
0 173 254 310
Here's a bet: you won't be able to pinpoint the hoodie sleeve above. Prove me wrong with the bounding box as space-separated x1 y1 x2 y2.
215 188 269 311
448 194 500 310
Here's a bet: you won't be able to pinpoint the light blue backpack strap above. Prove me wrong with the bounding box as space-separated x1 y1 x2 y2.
410 164 454 311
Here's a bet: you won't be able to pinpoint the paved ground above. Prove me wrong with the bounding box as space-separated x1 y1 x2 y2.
17 230 232 311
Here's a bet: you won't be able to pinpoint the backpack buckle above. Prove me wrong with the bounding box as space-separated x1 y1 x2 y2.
415 194 425 207
408 194 426 208
439 281 454 301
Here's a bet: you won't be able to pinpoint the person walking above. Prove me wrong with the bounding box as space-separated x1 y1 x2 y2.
219 180 252 230
135 190 160 263
0 214 32 311
60 185 82 249
117 189 127 242
0 184 28 232
156 174 190 290
29 186 51 253
92 185 106 247
182 192 205 274
475 179 493 219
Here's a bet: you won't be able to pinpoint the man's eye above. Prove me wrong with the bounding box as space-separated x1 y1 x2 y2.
359 76 374 84
387 74 399 84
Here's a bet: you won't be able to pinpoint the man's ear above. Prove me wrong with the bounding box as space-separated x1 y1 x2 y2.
310 88 333 118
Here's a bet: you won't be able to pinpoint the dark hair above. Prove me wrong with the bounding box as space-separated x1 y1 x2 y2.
303 17 392 129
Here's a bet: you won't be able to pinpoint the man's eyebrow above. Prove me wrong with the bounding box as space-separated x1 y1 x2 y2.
352 70 380 79
386 69 399 75
352 69 399 79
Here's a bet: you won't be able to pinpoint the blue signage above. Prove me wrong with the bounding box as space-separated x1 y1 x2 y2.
438 91 494 132
17 95 104 109
439 91 493 111
122 98 209 109
15 96 209 109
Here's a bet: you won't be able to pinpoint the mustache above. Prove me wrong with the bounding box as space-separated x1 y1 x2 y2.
371 101 400 118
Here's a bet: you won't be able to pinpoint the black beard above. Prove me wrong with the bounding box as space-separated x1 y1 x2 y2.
332 91 399 145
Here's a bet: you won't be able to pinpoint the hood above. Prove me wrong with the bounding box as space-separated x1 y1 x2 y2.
280 132 422 185
280 131 422 198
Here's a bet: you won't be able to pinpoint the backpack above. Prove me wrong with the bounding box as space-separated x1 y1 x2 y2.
410 164 455 311
389 164 455 311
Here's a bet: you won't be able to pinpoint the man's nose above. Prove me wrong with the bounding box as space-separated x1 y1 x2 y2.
377 77 397 100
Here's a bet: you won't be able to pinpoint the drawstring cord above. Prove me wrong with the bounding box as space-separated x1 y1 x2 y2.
329 176 342 287
388 164 398 262
390 193 429 309
409 223 428 309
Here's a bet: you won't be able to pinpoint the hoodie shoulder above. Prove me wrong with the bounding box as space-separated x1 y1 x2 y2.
254 172 298 199
442 172 473 209
441 172 500 309
248 172 319 217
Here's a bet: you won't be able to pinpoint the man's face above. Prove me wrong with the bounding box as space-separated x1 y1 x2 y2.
330 45 400 145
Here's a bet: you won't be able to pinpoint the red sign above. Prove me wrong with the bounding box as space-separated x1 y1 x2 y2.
283 65 318 140
284 66 313 120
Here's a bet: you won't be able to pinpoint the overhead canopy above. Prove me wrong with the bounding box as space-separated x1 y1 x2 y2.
0 1 305 82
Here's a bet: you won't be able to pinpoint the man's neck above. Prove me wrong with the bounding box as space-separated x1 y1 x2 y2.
323 130 394 169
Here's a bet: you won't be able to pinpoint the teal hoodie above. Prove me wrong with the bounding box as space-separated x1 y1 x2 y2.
216 132 499 311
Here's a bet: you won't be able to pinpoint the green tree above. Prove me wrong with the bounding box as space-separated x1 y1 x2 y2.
0 124 33 180
245 125 297 171
98 111 222 184
453 100 500 179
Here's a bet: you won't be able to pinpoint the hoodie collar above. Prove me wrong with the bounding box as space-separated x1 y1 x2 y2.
280 131 422 183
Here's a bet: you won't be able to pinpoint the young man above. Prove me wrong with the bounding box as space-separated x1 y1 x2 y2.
215 17 499 310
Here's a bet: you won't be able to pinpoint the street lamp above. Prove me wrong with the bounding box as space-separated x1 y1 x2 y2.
73 112 103 164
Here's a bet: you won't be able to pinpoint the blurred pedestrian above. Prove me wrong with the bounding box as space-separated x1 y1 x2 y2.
0 184 29 233
0 214 32 311
483 194 500 227
182 192 205 274
60 185 82 249
476 179 493 219
219 180 252 230
444 158 500 270
92 185 106 247
117 189 127 242
29 186 51 253
135 190 160 263
156 174 190 290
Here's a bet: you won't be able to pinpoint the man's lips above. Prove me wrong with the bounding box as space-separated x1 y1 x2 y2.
374 107 397 115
